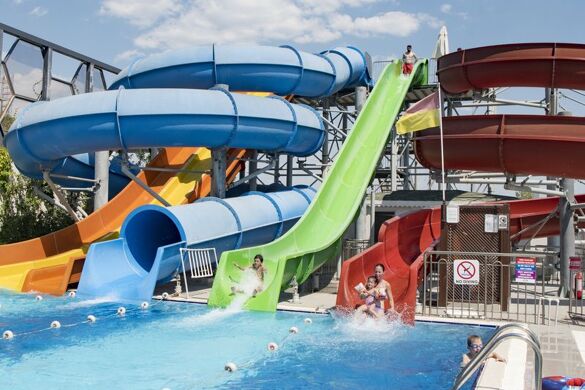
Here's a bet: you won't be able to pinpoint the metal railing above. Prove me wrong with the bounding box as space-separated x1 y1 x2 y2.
452 323 542 390
422 250 557 324
179 247 218 296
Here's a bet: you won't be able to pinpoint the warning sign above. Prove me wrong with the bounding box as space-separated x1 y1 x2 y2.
454 259 480 285
515 257 536 284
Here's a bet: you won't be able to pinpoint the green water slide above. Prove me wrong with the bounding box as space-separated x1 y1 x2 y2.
208 60 429 311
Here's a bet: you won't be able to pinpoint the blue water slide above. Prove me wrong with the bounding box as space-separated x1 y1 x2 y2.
4 89 324 182
4 45 371 192
77 187 315 302
110 45 372 96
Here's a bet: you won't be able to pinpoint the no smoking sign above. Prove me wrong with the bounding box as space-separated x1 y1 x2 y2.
453 259 480 285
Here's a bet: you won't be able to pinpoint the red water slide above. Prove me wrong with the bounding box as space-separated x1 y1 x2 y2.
336 43 585 323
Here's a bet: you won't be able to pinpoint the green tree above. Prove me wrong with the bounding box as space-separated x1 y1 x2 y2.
0 114 89 244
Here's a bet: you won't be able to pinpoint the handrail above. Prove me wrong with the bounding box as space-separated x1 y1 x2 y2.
452 325 542 390
484 323 540 348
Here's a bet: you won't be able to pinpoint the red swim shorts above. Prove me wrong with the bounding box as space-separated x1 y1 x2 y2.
402 63 414 75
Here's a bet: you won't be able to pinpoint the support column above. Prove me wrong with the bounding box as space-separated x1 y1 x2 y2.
40 47 52 101
249 150 258 191
545 88 560 283
355 86 370 241
286 155 293 187
321 98 331 177
273 153 280 184
211 147 227 198
559 177 574 297
559 110 574 297
85 62 109 211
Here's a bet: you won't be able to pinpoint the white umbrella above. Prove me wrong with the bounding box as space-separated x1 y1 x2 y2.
432 26 449 59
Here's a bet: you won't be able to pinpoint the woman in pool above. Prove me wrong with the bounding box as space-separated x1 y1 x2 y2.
374 263 395 314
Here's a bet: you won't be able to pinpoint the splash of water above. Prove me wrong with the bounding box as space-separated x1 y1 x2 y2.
65 295 119 308
174 268 262 327
330 309 408 343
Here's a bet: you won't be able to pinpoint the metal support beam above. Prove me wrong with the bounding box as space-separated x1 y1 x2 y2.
273 153 280 184
40 47 52 101
211 147 227 198
42 171 81 221
321 98 331 177
355 86 370 241
249 150 258 191
230 158 276 188
559 178 575 297
546 88 560 258
121 164 171 207
286 155 293 186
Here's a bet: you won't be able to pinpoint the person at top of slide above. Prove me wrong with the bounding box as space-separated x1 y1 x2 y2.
402 45 418 75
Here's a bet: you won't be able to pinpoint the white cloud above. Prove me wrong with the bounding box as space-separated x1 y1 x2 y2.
440 4 452 14
103 0 442 51
29 6 47 17
100 0 182 28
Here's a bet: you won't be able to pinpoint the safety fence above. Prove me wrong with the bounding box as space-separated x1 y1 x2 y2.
421 250 558 324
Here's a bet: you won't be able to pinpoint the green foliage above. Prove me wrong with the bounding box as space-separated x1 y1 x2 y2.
0 115 89 244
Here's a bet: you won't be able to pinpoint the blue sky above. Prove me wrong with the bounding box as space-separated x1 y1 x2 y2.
2 0 584 69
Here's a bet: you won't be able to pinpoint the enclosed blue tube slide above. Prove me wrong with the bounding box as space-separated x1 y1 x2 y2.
77 187 315 302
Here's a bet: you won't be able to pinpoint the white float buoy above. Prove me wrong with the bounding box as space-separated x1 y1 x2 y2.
117 307 126 316
289 326 299 334
224 362 238 372
68 291 76 298
87 315 97 323
140 302 149 310
35 295 43 301
267 342 279 351
50 321 61 329
161 292 169 300
304 318 312 324
3 330 14 340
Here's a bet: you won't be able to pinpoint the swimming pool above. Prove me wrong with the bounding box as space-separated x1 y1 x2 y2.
0 290 493 389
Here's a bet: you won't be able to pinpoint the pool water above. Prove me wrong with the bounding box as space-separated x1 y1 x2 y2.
0 290 494 389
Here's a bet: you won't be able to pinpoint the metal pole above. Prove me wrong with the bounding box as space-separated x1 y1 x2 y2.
355 86 369 240
545 88 561 280
273 153 280 184
559 110 574 297
249 151 258 191
211 84 230 198
286 155 293 186
40 47 52 101
87 62 109 210
321 98 331 177
211 147 227 198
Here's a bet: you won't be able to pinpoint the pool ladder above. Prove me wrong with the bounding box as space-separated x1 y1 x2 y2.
451 323 542 390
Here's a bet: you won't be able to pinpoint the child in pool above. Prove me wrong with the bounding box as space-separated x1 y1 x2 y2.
356 276 384 318
461 335 506 368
